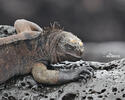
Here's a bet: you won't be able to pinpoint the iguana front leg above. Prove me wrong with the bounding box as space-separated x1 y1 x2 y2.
32 63 93 85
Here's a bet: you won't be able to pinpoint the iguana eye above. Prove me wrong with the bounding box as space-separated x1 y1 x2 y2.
65 44 75 50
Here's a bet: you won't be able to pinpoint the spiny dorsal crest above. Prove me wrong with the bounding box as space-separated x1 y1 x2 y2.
43 22 63 35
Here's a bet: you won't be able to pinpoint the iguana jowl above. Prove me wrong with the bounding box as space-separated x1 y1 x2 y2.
0 19 93 85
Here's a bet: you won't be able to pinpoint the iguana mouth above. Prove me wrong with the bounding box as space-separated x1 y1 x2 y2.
66 52 82 59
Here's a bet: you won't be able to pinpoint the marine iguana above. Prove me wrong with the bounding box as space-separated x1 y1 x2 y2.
0 19 93 85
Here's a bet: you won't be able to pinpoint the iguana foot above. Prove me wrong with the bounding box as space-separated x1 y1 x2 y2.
58 65 94 83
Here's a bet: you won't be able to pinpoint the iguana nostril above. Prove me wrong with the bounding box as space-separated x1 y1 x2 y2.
79 41 83 46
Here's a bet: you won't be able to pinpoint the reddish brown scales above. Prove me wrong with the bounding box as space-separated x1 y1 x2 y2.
0 39 36 83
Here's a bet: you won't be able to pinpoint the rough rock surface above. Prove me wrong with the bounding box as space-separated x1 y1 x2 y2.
0 25 16 38
0 59 125 100
0 25 125 100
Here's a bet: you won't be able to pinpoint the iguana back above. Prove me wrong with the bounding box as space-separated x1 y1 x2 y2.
0 25 41 83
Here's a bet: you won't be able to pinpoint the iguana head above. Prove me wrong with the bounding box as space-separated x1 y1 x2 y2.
57 31 84 61
43 25 84 64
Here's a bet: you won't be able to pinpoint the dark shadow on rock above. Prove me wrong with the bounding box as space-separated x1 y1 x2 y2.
62 93 76 100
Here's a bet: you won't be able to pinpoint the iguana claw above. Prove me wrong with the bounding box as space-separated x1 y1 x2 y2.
72 65 94 81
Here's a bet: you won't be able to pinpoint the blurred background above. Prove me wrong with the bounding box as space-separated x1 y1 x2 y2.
0 0 125 62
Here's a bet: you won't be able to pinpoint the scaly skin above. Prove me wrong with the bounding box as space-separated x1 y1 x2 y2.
0 19 93 85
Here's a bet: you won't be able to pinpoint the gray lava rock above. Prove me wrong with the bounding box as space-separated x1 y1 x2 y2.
0 25 16 38
0 59 125 100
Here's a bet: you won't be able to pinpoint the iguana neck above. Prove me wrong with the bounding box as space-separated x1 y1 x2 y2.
43 31 66 64
30 34 50 65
